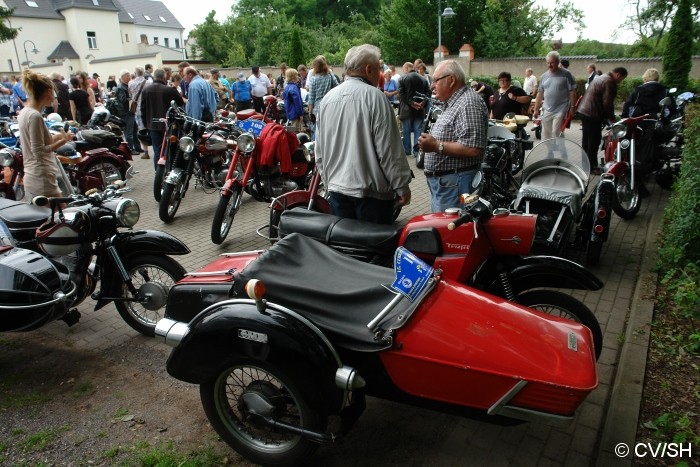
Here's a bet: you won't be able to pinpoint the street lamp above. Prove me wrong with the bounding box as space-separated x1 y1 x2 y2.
437 0 456 63
23 40 39 68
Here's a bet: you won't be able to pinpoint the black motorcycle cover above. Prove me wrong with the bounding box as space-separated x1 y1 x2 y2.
232 233 414 351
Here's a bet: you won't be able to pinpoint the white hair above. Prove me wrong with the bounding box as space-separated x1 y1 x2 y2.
344 44 381 74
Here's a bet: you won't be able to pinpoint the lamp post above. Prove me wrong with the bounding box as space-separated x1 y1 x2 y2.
437 0 456 63
22 40 39 68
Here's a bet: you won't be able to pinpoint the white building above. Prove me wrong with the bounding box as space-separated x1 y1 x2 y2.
0 0 185 78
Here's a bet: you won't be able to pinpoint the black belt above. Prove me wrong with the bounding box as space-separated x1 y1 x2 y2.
424 166 476 177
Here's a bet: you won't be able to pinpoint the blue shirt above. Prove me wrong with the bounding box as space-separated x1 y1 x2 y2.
283 83 303 120
231 80 252 102
12 83 27 107
384 79 398 103
185 75 217 120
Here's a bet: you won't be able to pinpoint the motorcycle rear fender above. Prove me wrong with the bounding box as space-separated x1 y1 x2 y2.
166 299 343 415
94 230 190 310
270 191 331 213
476 255 604 295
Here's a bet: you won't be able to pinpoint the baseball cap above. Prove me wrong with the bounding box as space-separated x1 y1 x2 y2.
237 72 245 81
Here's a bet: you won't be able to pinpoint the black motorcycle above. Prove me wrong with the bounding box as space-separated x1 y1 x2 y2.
0 185 189 335
412 92 443 169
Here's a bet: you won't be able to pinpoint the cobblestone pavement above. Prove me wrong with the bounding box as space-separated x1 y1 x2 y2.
11 125 669 466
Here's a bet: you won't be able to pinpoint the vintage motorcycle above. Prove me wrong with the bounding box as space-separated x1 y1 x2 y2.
512 138 614 265
0 185 189 335
277 194 603 357
155 232 599 467
412 92 443 169
0 146 24 200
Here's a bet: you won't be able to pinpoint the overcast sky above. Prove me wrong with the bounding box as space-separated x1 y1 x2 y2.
160 0 639 44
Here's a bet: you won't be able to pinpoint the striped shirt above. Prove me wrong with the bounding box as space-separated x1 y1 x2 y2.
425 86 488 172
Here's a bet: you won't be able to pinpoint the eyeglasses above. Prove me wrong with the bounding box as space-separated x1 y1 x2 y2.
433 74 452 83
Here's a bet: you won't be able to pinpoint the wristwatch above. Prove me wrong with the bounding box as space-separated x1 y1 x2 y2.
438 142 444 157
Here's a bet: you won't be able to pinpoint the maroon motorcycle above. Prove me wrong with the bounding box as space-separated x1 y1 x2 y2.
0 146 24 200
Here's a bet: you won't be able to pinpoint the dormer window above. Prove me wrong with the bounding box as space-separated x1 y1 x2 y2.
144 15 151 21
159 16 167 22
25 0 39 7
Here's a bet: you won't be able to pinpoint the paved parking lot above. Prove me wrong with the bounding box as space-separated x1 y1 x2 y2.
15 125 669 465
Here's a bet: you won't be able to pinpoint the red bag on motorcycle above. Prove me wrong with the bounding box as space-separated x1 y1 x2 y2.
258 123 299 174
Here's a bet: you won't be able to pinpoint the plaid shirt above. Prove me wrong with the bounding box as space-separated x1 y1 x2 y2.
425 86 488 172
308 73 338 112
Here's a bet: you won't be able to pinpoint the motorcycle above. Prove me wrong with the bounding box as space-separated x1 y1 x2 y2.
277 193 603 356
155 232 599 467
411 92 443 169
0 146 24 200
513 138 615 266
0 184 190 335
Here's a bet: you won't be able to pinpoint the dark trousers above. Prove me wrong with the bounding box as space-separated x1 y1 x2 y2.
329 192 394 225
235 100 253 112
581 115 604 169
150 129 165 170
123 113 138 152
252 96 265 113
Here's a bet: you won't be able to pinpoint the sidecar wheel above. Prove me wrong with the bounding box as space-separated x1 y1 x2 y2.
211 185 243 244
517 290 602 359
200 358 322 467
159 181 182 223
153 165 165 202
115 254 186 337
612 169 641 220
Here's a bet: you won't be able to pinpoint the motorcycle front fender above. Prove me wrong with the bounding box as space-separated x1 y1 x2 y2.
604 160 628 178
164 168 184 185
476 255 604 295
163 299 344 415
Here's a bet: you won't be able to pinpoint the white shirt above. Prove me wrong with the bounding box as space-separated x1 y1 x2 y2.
524 74 537 95
248 73 271 97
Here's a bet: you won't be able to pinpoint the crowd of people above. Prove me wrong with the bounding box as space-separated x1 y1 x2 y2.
5 49 676 221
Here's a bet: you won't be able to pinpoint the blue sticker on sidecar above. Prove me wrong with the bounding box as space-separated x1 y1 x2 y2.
391 247 433 302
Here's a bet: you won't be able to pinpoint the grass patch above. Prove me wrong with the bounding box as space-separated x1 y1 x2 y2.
73 381 94 397
102 440 228 466
17 425 70 453
113 407 130 418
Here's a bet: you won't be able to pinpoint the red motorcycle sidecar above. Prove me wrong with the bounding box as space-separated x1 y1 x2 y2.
157 233 598 466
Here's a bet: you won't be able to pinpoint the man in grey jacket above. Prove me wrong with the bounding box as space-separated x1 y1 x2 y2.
316 44 412 224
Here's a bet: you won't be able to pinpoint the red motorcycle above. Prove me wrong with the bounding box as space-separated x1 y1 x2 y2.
155 232 598 467
0 146 24 200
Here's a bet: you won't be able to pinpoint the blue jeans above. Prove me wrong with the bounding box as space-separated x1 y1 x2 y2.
402 117 423 155
150 129 165 170
426 169 479 212
123 113 138 152
329 192 394 225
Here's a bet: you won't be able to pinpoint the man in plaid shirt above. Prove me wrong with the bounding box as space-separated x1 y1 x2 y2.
418 60 488 212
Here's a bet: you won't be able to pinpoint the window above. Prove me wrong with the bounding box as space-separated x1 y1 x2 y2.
143 15 151 21
159 16 167 23
153 37 159 45
7 59 14 72
125 33 129 42
164 38 169 48
25 0 38 6
175 38 180 48
87 31 97 49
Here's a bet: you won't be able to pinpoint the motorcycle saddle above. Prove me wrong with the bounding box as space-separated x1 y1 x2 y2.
233 233 413 352
278 208 401 257
0 198 50 230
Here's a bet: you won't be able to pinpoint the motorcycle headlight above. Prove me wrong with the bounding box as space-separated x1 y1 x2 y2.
430 107 442 121
178 136 195 154
0 149 13 167
116 199 140 227
619 139 630 150
612 123 627 139
237 133 256 153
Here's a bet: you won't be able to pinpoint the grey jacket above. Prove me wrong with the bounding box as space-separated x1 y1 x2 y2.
316 76 411 200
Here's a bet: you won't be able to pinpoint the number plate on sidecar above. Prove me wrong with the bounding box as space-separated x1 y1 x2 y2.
390 247 434 302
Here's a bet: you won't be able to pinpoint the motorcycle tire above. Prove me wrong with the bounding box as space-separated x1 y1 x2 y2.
516 290 602 359
200 358 322 467
211 185 243 245
586 240 603 266
612 168 642 220
159 181 183 223
115 254 186 337
153 165 165 202
415 150 425 169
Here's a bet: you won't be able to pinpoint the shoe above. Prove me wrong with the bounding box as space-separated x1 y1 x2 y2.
131 148 143 154
140 153 150 159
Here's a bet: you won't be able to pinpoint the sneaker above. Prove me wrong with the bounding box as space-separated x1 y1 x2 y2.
140 153 150 159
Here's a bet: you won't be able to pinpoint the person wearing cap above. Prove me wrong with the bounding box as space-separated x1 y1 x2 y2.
248 66 272 113
208 69 229 109
231 71 252 112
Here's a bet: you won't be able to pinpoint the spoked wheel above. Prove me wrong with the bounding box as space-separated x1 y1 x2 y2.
516 290 603 359
159 180 185 223
84 159 125 190
200 359 321 467
153 165 165 202
612 168 641 220
211 185 243 244
115 254 186 337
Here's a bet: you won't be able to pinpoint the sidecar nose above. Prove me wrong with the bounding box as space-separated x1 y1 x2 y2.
155 318 189 347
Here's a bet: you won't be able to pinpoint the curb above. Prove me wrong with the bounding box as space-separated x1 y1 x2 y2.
596 209 661 466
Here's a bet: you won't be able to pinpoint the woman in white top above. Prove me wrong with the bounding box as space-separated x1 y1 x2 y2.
18 69 73 198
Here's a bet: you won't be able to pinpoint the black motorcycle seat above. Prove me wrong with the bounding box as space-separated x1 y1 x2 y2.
0 198 50 230
233 233 412 352
278 208 401 257
515 168 584 217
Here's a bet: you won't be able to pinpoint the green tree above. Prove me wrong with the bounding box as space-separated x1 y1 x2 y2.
234 0 383 27
188 11 231 64
622 0 700 52
0 7 19 43
288 28 305 69
662 0 693 90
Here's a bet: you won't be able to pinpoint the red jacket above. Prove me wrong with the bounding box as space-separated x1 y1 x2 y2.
258 123 299 173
